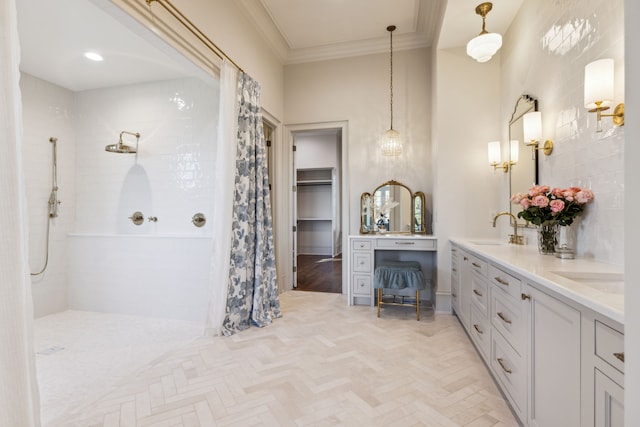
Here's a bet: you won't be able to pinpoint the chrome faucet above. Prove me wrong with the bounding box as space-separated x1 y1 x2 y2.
493 211 524 245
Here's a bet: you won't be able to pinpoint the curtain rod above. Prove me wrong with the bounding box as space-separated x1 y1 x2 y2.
145 0 244 73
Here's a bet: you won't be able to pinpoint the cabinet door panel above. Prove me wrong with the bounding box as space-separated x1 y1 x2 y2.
595 368 624 427
528 285 581 427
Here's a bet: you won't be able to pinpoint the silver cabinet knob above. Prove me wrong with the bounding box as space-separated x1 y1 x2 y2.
128 211 144 225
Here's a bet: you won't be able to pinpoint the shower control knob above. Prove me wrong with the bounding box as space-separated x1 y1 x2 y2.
192 213 206 227
147 216 158 222
128 211 144 225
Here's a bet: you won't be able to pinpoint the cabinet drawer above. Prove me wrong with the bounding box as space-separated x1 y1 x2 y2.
595 320 625 374
352 239 372 251
491 288 525 356
470 271 489 316
352 274 372 296
470 306 490 362
489 264 521 302
468 254 488 277
352 252 372 273
491 331 526 414
376 238 436 250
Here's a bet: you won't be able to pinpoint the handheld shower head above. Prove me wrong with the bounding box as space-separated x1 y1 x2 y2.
105 131 140 153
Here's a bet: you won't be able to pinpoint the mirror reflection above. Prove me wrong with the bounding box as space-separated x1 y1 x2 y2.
509 94 539 226
360 180 426 234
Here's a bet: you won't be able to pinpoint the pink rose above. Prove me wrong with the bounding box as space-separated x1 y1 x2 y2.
562 189 577 201
511 192 526 204
532 195 550 207
528 185 550 197
520 198 531 209
551 187 565 198
576 189 594 204
549 199 565 213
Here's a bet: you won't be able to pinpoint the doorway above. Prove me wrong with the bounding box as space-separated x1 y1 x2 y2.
292 127 343 293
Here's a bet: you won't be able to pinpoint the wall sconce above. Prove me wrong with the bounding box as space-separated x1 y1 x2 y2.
584 58 624 132
488 141 508 172
510 140 519 165
523 111 553 157
466 2 502 63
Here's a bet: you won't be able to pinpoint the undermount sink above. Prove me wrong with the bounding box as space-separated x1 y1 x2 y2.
469 239 506 246
550 271 624 294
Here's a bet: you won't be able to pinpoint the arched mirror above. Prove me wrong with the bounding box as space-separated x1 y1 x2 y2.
360 180 424 234
509 94 539 226
413 191 426 234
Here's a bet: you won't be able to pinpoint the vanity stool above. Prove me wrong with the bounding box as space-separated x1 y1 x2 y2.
374 261 426 320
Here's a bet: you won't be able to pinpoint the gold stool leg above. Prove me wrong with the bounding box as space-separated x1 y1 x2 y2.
377 288 381 317
416 290 420 321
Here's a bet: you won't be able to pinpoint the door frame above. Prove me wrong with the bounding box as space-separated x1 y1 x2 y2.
282 121 349 294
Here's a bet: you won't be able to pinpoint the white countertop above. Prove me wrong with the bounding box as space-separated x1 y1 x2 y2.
450 238 624 325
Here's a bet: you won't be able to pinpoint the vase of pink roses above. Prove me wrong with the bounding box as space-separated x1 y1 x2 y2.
511 185 594 255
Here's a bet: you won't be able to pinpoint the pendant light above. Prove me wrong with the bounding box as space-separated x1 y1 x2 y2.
466 2 502 63
380 25 403 156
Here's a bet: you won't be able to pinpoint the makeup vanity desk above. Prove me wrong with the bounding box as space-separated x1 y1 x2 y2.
348 234 437 307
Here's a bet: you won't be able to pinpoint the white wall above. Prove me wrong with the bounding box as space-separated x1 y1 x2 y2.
74 77 218 234
21 74 76 317
432 48 503 312
284 48 433 235
500 0 624 263
22 74 218 318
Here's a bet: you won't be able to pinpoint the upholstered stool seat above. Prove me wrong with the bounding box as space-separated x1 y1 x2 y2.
374 261 426 320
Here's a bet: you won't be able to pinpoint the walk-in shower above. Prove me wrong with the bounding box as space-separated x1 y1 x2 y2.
105 130 140 154
31 137 61 276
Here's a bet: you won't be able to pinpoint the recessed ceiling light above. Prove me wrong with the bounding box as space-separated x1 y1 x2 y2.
84 51 104 62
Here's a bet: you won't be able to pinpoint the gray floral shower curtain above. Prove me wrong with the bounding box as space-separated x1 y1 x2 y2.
222 72 281 335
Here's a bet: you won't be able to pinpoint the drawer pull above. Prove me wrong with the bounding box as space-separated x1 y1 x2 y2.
494 277 509 286
521 293 531 300
473 324 484 334
471 262 482 268
497 358 512 374
395 241 415 245
452 268 457 272
497 312 512 324
452 292 457 298
614 352 625 363
473 289 483 297
464 257 468 261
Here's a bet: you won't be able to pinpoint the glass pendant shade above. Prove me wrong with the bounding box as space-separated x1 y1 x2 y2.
381 128 402 156
466 32 502 63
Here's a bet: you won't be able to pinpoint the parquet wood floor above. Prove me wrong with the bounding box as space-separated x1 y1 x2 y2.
51 292 518 427
295 255 342 293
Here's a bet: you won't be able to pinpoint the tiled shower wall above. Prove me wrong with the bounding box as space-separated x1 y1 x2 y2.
21 73 219 317
501 0 624 263
22 74 76 317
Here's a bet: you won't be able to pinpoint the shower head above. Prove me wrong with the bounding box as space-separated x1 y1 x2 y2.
105 131 140 154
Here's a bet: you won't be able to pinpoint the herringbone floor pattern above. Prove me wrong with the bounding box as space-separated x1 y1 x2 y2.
51 291 518 426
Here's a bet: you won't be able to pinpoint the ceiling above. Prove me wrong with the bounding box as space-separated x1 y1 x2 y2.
16 0 522 92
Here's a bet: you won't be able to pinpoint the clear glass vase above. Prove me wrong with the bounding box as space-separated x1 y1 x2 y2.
537 221 557 255
555 222 577 259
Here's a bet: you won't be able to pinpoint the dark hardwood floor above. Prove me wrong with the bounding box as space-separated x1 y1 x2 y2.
295 254 342 293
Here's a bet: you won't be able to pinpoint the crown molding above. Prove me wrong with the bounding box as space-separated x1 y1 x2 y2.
285 33 431 65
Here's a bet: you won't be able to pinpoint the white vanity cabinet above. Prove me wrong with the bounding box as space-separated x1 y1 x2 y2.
348 235 436 307
350 238 374 306
449 240 624 427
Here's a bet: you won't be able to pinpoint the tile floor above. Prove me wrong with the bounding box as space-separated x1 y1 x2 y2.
36 291 519 426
